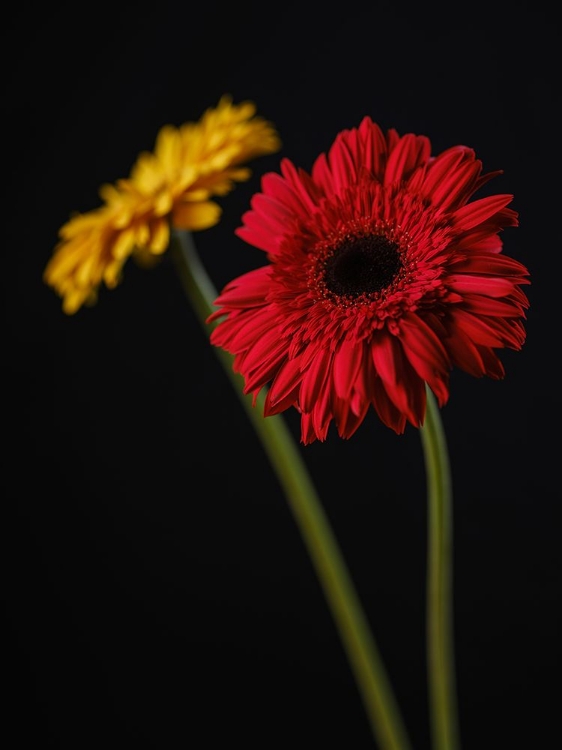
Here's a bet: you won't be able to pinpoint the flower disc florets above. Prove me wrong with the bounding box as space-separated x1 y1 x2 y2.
310 221 404 304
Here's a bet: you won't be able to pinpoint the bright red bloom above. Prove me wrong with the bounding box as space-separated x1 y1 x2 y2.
208 117 530 444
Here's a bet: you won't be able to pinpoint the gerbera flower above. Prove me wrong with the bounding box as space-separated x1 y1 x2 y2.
208 117 530 444
44 96 281 314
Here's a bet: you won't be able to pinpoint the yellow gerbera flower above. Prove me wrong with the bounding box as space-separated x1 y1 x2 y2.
44 96 281 314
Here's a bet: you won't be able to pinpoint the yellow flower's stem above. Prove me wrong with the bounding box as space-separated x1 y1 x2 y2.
420 387 461 750
170 229 413 750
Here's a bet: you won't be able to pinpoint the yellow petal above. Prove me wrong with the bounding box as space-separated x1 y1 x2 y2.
112 227 136 260
172 200 221 231
103 258 125 287
135 223 151 247
148 219 170 254
154 191 173 216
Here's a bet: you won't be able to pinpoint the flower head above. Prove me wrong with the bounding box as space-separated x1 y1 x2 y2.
44 96 281 314
209 117 530 444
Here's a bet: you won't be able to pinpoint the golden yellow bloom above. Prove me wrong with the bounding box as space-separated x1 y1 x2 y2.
44 96 281 314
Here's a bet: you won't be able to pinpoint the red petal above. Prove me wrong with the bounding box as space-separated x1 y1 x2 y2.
384 133 431 185
447 274 519 298
449 308 508 347
334 393 369 439
449 253 530 277
300 345 333 413
453 194 514 231
332 338 365 400
327 137 359 193
399 315 451 406
371 332 425 424
211 267 271 312
265 356 303 414
370 374 409 433
461 294 528 318
358 116 388 181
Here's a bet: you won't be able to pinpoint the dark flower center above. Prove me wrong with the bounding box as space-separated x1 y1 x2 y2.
323 234 402 298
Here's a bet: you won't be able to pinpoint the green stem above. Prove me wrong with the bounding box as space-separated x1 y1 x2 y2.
170 228 413 750
420 387 460 750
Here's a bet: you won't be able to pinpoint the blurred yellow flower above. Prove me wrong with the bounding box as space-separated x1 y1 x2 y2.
44 96 281 314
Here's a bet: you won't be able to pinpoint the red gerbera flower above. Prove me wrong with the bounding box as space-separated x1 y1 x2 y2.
208 117 530 444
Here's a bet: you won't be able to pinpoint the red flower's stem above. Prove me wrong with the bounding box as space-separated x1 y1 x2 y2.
421 388 461 750
170 229 413 750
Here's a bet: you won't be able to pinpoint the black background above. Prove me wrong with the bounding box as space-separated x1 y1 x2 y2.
4 2 560 748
